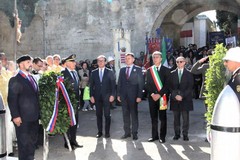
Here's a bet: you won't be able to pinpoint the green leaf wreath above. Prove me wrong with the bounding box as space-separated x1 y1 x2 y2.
39 71 77 134
204 44 227 126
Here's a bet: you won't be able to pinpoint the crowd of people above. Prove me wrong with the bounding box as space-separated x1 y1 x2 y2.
0 43 236 160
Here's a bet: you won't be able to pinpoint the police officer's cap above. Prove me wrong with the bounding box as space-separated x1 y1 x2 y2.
16 55 32 64
223 47 240 63
65 54 76 62
125 52 135 57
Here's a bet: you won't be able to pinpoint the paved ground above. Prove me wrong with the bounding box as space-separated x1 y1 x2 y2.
11 99 210 160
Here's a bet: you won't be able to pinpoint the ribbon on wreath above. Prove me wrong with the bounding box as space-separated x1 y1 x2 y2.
46 76 76 132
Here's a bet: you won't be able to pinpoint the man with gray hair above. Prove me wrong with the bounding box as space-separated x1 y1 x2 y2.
169 56 194 141
145 51 170 143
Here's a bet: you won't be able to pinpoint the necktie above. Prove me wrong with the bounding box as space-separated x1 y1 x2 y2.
126 67 130 79
100 69 103 82
156 67 159 71
28 75 37 91
178 70 182 82
71 71 77 82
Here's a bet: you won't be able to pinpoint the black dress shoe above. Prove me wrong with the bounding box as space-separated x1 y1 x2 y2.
183 136 189 141
96 132 103 138
159 138 165 143
148 137 158 142
133 135 138 140
71 141 83 148
64 143 74 150
173 135 180 140
121 134 131 139
8 152 14 157
105 134 110 138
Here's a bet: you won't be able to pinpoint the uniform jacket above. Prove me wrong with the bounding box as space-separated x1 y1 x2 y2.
117 65 144 99
169 68 194 111
61 68 80 100
228 68 240 102
8 73 40 122
190 61 209 99
90 68 116 101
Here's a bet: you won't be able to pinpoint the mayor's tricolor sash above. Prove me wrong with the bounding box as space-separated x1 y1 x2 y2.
46 76 76 132
149 66 167 110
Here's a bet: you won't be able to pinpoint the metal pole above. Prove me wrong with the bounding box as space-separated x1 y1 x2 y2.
13 0 18 62
43 9 47 57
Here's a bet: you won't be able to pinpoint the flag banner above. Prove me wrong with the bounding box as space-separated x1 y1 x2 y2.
161 37 168 67
148 38 160 54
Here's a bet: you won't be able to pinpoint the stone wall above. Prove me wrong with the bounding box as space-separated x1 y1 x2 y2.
1 0 240 61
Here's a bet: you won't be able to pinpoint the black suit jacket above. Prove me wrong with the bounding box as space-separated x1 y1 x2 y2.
61 68 80 100
8 73 40 122
117 65 144 99
145 65 170 97
169 68 194 111
90 68 116 101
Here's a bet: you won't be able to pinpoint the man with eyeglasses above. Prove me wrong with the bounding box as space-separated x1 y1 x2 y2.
31 57 43 83
145 51 170 143
90 55 115 138
169 56 194 141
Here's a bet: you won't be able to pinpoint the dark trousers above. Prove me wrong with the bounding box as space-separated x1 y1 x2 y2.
148 98 167 139
67 111 78 143
80 88 85 108
173 111 189 136
15 120 39 160
121 97 138 136
95 96 111 134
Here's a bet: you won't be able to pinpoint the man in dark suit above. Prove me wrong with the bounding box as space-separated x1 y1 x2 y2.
145 51 170 143
8 55 40 160
90 55 115 138
169 56 194 141
61 54 83 149
117 52 144 140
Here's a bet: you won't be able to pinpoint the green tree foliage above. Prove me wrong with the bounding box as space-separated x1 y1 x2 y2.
216 10 238 36
39 71 77 134
204 44 227 126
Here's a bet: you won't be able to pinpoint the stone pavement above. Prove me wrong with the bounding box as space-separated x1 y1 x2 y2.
12 99 211 160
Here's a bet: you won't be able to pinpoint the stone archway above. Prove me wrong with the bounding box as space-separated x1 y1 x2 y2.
150 0 240 47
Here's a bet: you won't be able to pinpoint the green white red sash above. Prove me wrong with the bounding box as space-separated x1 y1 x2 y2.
149 66 167 110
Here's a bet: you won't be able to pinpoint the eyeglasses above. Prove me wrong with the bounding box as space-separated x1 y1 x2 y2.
176 61 184 63
224 60 228 63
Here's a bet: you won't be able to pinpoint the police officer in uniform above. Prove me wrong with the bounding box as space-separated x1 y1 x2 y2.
62 54 83 149
223 47 240 101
